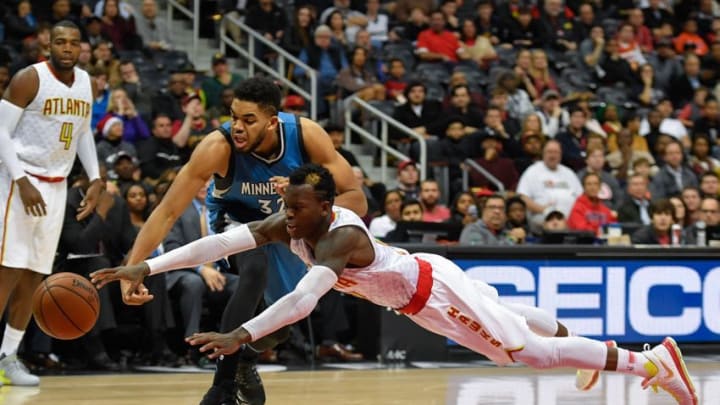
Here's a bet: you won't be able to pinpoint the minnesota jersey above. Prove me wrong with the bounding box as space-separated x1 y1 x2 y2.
290 206 422 310
206 111 308 229
10 62 93 178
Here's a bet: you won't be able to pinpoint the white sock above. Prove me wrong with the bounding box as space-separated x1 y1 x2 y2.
0 325 24 357
616 348 656 378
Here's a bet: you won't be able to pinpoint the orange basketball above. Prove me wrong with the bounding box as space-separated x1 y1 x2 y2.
32 272 100 340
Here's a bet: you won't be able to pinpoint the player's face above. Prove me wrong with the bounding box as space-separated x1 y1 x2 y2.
230 99 279 153
49 27 81 71
284 184 330 239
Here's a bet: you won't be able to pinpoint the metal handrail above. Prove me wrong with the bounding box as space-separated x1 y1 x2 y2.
220 14 318 120
344 96 427 183
167 0 198 62
462 158 505 193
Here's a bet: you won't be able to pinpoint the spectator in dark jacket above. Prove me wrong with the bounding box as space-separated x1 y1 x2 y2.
631 199 678 245
617 174 652 225
137 114 182 181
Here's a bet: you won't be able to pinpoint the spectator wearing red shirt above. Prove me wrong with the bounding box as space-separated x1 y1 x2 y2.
419 179 451 222
568 172 617 235
628 8 654 53
675 19 709 57
416 10 468 63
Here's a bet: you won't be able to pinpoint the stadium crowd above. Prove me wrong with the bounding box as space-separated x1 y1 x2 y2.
0 0 719 374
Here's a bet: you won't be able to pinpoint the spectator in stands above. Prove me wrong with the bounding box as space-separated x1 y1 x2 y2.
10 38 41 75
607 127 658 181
152 71 187 121
91 40 120 86
436 117 473 195
369 190 404 238
528 49 559 101
415 10 468 64
542 210 568 233
443 71 486 110
85 16 112 48
100 0 139 51
281 93 306 117
503 6 542 50
246 0 287 63
383 198 426 242
283 5 316 57
700 171 720 197
473 0 502 46
635 63 666 107
617 173 652 225
567 172 618 234
556 106 591 171
681 186 702 224
534 89 568 138
137 114 182 182
651 139 699 198
111 152 146 195
172 93 212 161
391 81 444 142
352 29 384 79
701 41 720 83
670 53 706 107
94 0 135 19
118 60 152 121
689 133 720 177
537 0 578 52
419 179 450 222
487 89 522 138
648 37 683 93
578 146 624 209
643 0 675 37
364 0 388 45
675 19 709 57
628 8 654 53
394 0 434 24
496 71 535 122
36 22 52 60
446 191 479 227
207 87 234 126
670 195 689 231
579 25 605 72
337 46 385 100
641 99 691 151
395 160 420 201
102 88 151 144
443 84 484 134
517 139 583 228
694 99 720 144
506 196 530 234
685 196 720 245
513 49 537 100
469 130 520 192
201 53 243 111
78 41 93 71
459 194 525 245
90 66 110 130
163 181 240 365
353 167 386 219
630 198 676 245
325 123 360 168
4 0 38 44
384 58 408 103
96 116 138 168
135 0 172 51
515 130 544 174
598 38 636 87
295 24 348 115
319 0 368 43
459 18 496 68
401 7 430 42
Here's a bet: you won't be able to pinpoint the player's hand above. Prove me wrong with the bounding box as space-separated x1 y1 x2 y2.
90 262 150 291
119 280 154 305
16 176 46 216
77 178 105 221
199 266 226 292
270 176 289 197
186 329 251 359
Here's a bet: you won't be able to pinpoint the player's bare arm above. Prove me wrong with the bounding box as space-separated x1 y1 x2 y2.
91 211 290 294
186 226 367 358
299 117 368 216
76 77 104 221
0 67 45 216
120 131 231 305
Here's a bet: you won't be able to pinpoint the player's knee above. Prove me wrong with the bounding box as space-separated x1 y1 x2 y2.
513 338 559 369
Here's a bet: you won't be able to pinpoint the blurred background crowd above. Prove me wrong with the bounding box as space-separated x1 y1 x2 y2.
0 0 719 373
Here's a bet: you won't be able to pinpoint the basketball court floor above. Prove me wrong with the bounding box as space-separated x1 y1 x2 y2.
1 358 717 405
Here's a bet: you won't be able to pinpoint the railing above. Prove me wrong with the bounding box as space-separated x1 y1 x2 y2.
167 0 199 62
344 96 427 184
462 158 505 193
220 13 318 120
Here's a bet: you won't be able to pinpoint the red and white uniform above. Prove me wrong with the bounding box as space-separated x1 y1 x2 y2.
0 62 93 274
290 206 530 365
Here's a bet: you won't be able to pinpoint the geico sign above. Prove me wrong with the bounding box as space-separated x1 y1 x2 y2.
462 264 720 337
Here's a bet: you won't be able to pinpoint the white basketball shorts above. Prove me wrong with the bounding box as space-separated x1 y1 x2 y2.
0 166 67 275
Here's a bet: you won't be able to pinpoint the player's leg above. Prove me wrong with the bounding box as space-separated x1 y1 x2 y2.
201 248 268 405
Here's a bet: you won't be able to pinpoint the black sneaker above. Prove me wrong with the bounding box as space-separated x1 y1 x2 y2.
199 380 239 405
235 363 265 405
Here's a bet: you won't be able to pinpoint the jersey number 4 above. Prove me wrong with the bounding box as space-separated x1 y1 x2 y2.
258 197 285 214
59 122 73 150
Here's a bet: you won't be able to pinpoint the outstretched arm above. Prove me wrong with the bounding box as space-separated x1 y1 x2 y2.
186 226 363 357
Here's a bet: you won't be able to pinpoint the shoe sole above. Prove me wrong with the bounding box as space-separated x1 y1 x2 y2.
662 337 698 405
576 340 617 391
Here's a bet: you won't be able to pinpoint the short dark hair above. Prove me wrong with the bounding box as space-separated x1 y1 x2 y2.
650 198 676 221
289 163 336 205
484 194 505 209
701 171 719 181
51 20 80 40
401 199 423 213
234 77 282 115
505 196 526 213
404 80 425 99
582 172 601 186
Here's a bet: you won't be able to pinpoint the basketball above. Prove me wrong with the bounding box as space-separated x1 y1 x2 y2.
32 272 100 340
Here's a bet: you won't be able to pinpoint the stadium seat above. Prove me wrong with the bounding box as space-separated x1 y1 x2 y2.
415 63 450 85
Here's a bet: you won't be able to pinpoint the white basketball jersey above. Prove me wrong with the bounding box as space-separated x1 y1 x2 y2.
290 206 422 309
11 62 93 178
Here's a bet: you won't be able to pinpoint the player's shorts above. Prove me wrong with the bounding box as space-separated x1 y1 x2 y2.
0 167 67 275
408 253 530 366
